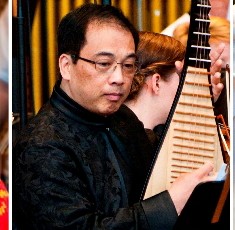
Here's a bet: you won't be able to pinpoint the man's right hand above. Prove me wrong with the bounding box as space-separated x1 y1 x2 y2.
168 162 216 215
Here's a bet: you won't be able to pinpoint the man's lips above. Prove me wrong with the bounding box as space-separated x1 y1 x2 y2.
104 93 123 101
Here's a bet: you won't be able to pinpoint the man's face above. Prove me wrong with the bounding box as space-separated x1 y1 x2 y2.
61 21 136 116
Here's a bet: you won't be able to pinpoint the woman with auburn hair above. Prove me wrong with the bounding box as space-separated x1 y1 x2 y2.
124 31 224 147
124 31 185 146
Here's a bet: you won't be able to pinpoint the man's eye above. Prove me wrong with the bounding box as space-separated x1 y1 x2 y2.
96 61 112 68
123 63 135 69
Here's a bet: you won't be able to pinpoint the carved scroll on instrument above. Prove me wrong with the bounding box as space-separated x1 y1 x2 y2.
141 0 225 200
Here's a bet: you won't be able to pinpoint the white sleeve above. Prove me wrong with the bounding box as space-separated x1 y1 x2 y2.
0 3 8 83
160 13 190 37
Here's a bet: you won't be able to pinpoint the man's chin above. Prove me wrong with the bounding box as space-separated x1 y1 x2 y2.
99 103 121 116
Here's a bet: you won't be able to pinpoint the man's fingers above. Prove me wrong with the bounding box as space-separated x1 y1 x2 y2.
201 173 217 183
194 162 214 179
210 43 225 67
175 61 183 75
210 59 222 75
211 71 224 102
211 72 221 84
212 82 224 94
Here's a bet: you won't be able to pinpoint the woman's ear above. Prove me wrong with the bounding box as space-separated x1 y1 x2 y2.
151 73 161 94
59 54 72 80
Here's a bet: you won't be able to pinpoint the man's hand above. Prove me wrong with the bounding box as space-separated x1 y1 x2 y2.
210 43 225 102
211 64 224 102
168 162 215 215
210 43 225 67
175 42 225 103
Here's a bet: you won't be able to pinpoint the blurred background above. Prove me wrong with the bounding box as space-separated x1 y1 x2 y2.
12 0 230 126
12 0 192 121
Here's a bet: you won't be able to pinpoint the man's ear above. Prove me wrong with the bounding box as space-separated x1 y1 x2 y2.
59 54 72 80
151 73 161 94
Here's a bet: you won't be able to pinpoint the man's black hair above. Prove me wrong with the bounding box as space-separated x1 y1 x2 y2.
57 3 139 63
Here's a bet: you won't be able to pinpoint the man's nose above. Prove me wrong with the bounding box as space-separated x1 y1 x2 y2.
108 64 124 85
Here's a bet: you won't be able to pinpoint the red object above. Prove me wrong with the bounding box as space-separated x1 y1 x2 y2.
0 180 8 230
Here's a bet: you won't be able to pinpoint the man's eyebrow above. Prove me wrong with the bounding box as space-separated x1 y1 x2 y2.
94 52 137 60
126 53 137 58
94 52 114 58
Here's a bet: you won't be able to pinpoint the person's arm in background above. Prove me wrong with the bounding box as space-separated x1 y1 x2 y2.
161 0 229 37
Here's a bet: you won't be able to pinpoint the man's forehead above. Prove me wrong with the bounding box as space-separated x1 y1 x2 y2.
86 19 129 34
80 20 135 60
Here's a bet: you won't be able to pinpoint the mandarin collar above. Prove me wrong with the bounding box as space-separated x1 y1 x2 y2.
50 80 113 126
